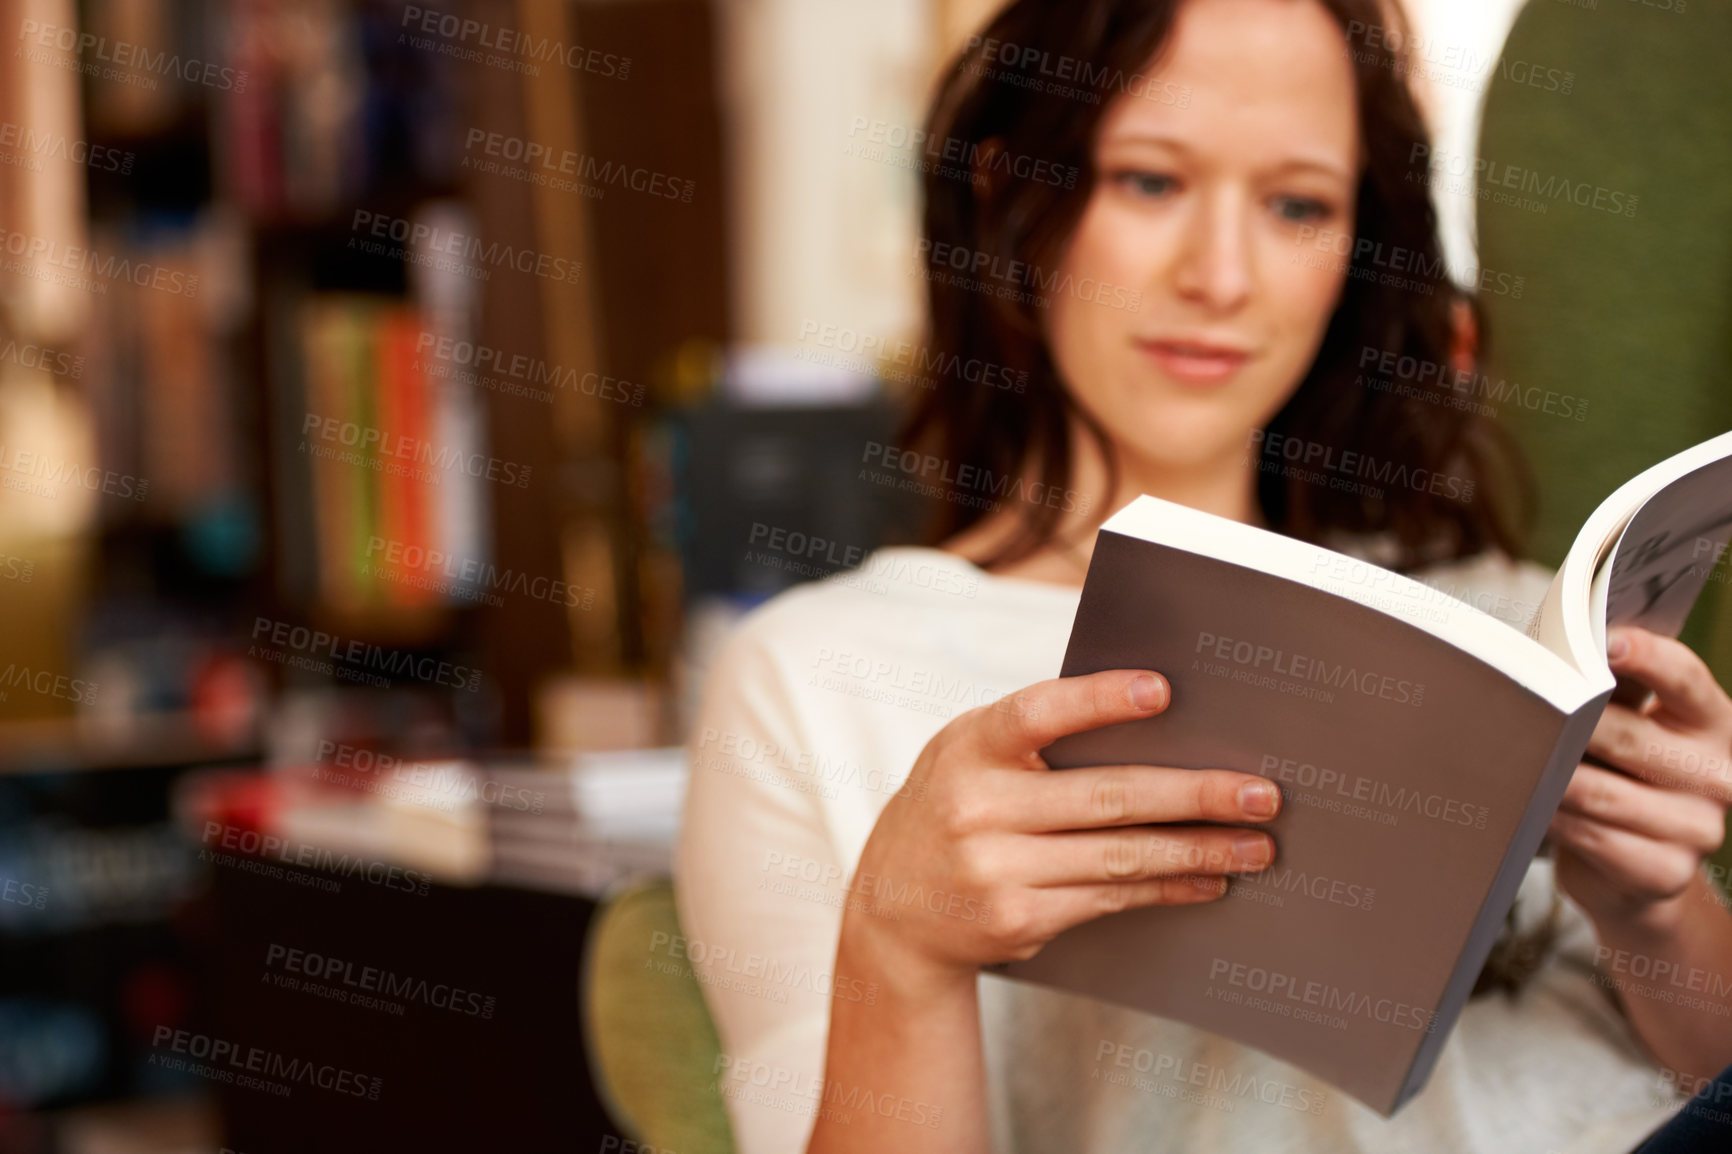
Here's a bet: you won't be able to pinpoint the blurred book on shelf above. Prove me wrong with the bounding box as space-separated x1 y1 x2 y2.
486 747 686 896
80 213 255 547
497 747 686 835
216 0 454 223
176 744 687 901
299 295 471 623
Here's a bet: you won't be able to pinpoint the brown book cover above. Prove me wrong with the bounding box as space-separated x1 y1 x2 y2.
995 430 1732 1115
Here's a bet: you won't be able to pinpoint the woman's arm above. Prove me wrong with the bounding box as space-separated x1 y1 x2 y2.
675 633 864 1154
1589 873 1732 1084
805 670 1282 1154
814 928 989 1153
1549 627 1732 1081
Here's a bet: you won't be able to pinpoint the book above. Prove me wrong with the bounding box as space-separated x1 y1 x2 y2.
301 298 369 613
993 429 1732 1116
301 297 448 615
375 310 437 609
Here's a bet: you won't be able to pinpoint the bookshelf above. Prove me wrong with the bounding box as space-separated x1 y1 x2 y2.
0 0 730 1146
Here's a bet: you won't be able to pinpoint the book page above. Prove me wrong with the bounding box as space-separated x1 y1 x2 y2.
1592 457 1732 707
1527 431 1732 679
1601 456 1732 640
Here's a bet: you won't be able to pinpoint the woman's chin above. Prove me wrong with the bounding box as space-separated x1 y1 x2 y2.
1119 438 1259 479
1104 410 1264 468
1094 385 1293 469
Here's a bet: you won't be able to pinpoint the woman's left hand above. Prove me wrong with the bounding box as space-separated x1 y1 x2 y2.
1549 627 1732 931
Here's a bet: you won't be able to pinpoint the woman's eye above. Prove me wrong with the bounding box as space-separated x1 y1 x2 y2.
1113 171 1178 198
1271 195 1332 223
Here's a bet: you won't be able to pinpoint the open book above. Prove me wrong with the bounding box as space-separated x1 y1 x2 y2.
993 430 1732 1116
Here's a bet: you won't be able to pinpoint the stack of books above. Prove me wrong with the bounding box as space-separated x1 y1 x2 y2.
191 748 689 900
485 748 687 897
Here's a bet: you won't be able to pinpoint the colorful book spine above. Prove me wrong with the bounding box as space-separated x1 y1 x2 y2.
376 310 436 608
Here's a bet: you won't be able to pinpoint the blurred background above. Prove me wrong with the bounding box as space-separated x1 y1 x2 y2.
0 0 1728 1150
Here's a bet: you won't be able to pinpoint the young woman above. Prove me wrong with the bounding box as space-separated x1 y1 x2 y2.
676 0 1732 1150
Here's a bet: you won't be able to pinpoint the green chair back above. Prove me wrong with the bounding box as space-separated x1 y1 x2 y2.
581 878 737 1154
1476 0 1732 872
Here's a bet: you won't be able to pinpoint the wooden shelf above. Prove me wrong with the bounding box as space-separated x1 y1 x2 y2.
0 711 259 775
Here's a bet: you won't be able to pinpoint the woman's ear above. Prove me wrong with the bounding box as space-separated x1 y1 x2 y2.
972 137 1005 204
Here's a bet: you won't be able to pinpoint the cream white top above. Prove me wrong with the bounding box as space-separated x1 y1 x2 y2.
674 545 1685 1154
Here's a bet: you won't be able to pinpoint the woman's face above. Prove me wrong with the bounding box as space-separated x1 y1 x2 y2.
1044 0 1360 476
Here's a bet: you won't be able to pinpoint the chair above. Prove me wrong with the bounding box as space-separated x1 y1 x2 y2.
581 878 737 1153
1474 0 1732 687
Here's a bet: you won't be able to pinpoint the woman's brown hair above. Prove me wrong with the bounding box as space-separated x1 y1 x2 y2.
897 0 1530 573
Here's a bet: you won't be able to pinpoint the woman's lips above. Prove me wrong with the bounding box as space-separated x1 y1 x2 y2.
1138 339 1252 386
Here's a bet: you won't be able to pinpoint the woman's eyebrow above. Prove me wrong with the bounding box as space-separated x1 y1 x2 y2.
1097 130 1190 153
1266 157 1355 183
1098 133 1355 184
1094 131 1350 176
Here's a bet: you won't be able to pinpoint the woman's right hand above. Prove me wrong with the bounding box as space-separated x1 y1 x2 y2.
838 667 1282 991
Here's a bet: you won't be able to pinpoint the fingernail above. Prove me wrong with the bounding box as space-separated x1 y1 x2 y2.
1234 832 1272 868
1607 632 1629 662
1129 674 1164 711
1239 781 1279 817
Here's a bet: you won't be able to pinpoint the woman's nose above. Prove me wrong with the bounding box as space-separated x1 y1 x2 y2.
1172 191 1254 312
